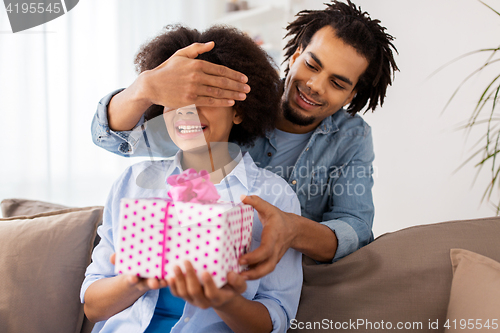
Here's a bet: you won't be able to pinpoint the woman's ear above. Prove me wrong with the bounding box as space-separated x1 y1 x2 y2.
233 111 243 125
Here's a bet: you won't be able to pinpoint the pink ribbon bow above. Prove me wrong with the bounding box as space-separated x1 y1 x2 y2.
167 168 220 203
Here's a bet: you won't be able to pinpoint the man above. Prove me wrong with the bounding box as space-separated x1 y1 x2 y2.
91 0 398 280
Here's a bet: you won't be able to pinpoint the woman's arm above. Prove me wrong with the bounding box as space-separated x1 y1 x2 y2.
84 254 168 323
214 294 273 333
81 167 170 323
169 262 273 333
84 274 146 323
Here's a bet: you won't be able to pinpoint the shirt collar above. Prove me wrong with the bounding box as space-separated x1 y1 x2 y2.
164 147 250 191
314 109 342 135
230 151 251 191
163 150 184 179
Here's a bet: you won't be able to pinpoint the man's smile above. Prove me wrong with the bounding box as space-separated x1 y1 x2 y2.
295 85 323 110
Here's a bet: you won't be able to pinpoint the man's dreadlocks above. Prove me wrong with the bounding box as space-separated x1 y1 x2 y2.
283 0 399 115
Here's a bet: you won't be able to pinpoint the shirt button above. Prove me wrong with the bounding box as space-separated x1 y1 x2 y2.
184 317 190 323
291 180 297 185
267 152 272 157
305 147 309 151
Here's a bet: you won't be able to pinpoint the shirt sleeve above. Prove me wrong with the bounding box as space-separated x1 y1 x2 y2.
80 190 119 303
320 126 375 261
91 88 144 156
80 166 134 303
253 192 303 333
91 89 179 158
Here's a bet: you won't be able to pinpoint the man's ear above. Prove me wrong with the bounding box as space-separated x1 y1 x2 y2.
344 89 357 107
289 45 303 67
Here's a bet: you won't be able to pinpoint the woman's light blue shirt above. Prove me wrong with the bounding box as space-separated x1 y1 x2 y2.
80 151 303 333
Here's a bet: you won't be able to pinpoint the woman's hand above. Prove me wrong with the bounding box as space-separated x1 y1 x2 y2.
85 253 168 323
110 253 168 293
168 261 247 310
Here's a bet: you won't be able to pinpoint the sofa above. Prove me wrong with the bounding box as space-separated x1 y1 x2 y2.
0 198 499 333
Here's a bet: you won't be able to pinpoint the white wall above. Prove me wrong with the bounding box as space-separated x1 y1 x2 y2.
1 0 499 238
348 0 500 236
0 0 219 210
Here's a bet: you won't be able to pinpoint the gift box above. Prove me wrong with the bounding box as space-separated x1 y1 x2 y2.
114 174 254 288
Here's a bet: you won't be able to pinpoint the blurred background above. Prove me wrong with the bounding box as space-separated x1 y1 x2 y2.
1 0 499 237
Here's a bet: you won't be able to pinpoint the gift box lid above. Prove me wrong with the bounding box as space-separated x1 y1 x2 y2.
120 198 250 228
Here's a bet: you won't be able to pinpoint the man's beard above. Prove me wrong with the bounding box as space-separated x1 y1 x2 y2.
281 99 316 127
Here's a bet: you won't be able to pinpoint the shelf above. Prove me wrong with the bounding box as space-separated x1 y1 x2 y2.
215 5 284 25
212 3 290 76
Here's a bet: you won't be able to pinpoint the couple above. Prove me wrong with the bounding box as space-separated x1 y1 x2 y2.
83 1 398 332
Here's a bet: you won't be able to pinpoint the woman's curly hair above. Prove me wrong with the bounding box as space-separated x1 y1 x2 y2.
134 25 281 146
283 0 399 116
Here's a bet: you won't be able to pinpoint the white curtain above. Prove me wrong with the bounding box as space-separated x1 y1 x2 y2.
0 0 223 208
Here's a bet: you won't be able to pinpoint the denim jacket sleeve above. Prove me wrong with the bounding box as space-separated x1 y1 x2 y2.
319 125 375 261
91 89 179 158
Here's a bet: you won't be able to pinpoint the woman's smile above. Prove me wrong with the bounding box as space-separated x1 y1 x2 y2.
174 119 208 139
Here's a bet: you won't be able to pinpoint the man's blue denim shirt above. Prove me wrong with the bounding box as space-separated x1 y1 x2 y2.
91 89 375 261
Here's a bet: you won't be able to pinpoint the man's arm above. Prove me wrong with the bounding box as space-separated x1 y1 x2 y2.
239 170 370 279
240 130 375 279
107 42 249 131
239 195 337 280
285 212 339 262
92 42 250 156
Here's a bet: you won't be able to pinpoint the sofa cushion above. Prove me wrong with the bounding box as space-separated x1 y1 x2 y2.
0 206 103 333
2 198 102 259
444 249 500 332
1 198 69 217
290 217 500 333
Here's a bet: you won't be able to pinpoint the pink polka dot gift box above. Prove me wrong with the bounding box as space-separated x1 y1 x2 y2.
114 169 253 288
